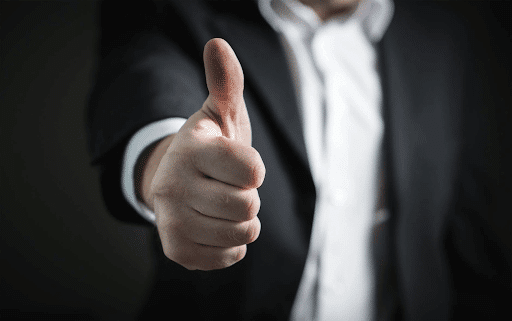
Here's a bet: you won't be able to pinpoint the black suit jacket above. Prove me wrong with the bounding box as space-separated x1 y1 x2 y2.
86 1 512 320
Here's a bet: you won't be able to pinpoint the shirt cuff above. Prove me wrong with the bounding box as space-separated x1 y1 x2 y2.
121 118 187 224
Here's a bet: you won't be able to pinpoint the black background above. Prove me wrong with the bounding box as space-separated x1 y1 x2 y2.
1 1 510 320
1 2 152 320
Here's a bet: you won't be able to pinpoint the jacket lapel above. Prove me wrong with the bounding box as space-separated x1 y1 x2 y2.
378 3 464 320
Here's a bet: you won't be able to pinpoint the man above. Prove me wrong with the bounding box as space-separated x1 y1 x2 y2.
86 0 511 320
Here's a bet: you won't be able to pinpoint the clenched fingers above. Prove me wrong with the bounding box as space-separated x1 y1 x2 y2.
190 135 265 189
161 235 247 271
189 176 260 222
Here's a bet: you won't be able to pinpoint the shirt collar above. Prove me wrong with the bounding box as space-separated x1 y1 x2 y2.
258 0 394 42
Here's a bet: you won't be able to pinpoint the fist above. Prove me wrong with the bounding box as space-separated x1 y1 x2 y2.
149 38 265 271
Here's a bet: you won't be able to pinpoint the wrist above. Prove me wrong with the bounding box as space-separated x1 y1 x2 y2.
135 134 175 211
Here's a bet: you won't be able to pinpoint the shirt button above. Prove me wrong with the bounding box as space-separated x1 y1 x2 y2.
330 188 348 207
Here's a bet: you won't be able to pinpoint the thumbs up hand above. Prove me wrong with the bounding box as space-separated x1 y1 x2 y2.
148 39 265 271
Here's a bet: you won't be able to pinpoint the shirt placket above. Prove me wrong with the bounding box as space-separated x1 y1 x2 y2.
314 21 381 320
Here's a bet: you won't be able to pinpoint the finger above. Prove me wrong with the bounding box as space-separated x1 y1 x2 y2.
162 235 247 271
177 206 261 248
190 135 265 189
202 38 251 145
154 193 260 247
204 38 244 107
189 177 260 222
155 202 249 270
185 243 246 271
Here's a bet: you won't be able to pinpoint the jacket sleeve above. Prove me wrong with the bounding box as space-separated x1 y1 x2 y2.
85 0 208 224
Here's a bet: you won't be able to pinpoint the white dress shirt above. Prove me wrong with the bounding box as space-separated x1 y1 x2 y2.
121 0 394 320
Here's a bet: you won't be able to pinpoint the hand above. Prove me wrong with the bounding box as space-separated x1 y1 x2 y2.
147 38 265 271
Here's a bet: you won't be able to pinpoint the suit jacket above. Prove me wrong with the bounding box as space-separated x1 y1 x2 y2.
86 0 512 320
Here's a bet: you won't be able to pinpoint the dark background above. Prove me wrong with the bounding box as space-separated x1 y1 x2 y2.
1 1 152 320
1 1 510 320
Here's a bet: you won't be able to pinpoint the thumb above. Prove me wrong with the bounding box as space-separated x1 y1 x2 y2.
202 38 251 145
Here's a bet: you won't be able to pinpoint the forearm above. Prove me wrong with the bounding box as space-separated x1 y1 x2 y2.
135 134 176 212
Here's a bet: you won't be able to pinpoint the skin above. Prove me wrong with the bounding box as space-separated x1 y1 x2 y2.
298 0 361 21
137 39 264 271
135 1 361 271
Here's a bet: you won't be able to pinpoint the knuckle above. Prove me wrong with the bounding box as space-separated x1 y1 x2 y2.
235 245 247 262
247 191 261 219
239 191 260 221
223 224 252 246
212 247 246 270
241 219 260 244
226 226 241 244
247 148 266 188
197 248 235 271
249 218 262 243
213 136 234 157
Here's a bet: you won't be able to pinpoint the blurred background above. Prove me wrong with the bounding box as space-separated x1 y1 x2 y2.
1 1 510 320
1 2 152 320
